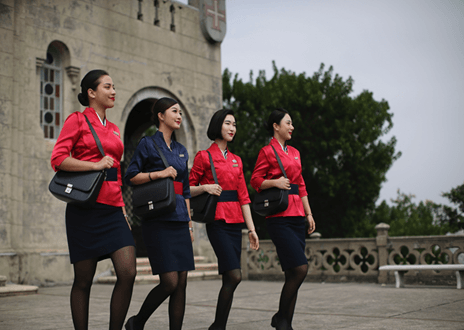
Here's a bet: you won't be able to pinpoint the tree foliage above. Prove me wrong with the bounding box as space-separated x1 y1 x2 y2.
364 183 464 237
223 62 401 238
367 191 449 237
433 182 464 233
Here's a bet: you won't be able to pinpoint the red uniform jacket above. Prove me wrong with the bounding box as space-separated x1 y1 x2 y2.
250 137 308 218
50 108 124 207
189 143 250 224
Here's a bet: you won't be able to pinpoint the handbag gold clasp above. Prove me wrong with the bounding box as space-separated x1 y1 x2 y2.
65 183 73 194
264 200 269 207
148 201 154 210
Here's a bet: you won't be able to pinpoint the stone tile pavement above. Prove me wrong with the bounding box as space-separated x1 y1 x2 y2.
0 280 463 329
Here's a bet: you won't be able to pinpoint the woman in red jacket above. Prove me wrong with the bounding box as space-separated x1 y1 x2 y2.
250 108 316 330
51 70 136 330
189 109 259 330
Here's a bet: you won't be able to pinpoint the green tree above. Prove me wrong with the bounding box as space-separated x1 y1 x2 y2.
223 62 401 238
433 182 464 233
367 191 449 237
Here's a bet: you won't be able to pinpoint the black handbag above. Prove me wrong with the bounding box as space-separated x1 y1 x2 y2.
190 151 219 223
132 138 176 220
252 146 290 217
48 115 107 208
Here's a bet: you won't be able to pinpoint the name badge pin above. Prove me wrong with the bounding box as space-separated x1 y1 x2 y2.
179 154 184 157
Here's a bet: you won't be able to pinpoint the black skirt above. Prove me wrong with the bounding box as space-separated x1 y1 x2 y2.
206 220 243 274
142 220 194 275
267 216 307 271
66 203 135 264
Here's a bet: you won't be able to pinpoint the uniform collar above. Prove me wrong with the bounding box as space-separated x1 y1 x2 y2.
209 142 229 158
154 130 174 150
270 137 287 151
83 107 104 126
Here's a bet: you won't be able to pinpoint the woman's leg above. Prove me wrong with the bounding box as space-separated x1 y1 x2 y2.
109 245 137 330
276 264 308 329
168 271 188 330
210 268 242 330
70 258 99 330
131 271 180 329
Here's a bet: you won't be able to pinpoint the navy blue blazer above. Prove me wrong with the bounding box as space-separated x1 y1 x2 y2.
125 131 191 222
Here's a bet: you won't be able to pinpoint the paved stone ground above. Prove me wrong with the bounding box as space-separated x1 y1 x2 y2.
0 280 463 329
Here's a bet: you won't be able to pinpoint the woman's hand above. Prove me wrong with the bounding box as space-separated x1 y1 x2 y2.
203 184 222 196
190 230 194 242
248 230 259 250
307 214 316 235
94 156 114 170
274 176 291 190
160 166 177 180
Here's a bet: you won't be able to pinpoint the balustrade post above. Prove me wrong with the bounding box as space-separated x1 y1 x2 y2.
376 223 390 284
241 229 249 280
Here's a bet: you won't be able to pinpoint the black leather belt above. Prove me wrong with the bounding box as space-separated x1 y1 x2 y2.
289 184 299 195
218 190 238 202
105 168 118 181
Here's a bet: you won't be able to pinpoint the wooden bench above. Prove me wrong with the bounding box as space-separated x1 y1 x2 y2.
379 264 464 289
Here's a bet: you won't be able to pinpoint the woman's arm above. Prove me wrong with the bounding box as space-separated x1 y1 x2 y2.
190 184 222 197
129 166 177 185
241 204 259 250
58 155 114 172
301 195 316 234
189 150 222 197
259 176 291 190
184 199 194 242
122 206 131 230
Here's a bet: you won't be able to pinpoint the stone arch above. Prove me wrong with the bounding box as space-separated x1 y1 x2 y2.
121 86 195 156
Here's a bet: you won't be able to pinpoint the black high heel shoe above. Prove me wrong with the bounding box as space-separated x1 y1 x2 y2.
125 315 137 330
271 313 293 330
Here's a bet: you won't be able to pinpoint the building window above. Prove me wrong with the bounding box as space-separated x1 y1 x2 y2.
40 45 62 140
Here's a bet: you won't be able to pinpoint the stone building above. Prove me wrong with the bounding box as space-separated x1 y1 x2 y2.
0 0 226 285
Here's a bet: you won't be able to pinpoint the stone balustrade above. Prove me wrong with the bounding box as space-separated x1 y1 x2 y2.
241 223 464 286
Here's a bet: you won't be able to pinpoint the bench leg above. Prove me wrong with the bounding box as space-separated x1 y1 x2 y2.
394 271 405 288
457 271 463 289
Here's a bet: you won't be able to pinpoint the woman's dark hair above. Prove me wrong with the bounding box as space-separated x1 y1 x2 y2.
77 69 109 106
151 97 178 127
207 109 235 141
266 108 289 136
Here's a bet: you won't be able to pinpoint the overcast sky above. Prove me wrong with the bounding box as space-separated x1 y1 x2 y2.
181 0 464 206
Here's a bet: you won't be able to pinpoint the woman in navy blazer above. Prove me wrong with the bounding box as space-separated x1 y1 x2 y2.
124 98 194 330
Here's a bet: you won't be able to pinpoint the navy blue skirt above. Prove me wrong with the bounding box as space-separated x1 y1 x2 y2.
66 203 135 264
206 220 243 274
267 216 307 271
142 220 194 275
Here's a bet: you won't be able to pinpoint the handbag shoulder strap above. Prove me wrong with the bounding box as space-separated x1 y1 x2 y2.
206 151 218 185
271 145 287 179
151 137 170 169
83 115 105 157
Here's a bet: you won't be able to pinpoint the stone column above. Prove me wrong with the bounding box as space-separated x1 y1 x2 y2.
241 229 249 280
376 223 390 284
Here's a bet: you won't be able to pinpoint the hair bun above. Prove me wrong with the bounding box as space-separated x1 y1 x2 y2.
77 93 89 106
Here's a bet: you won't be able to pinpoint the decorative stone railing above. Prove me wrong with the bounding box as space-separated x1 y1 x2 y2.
240 223 464 285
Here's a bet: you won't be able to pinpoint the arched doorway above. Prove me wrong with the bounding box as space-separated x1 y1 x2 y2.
120 87 196 223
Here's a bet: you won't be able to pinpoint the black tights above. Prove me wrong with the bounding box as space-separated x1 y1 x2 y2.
70 245 136 330
276 264 308 329
210 268 242 330
133 271 188 330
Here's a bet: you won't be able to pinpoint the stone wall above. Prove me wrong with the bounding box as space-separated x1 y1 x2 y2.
0 0 222 285
241 223 464 286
